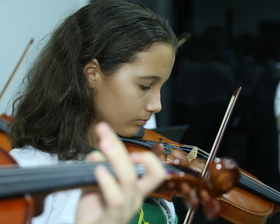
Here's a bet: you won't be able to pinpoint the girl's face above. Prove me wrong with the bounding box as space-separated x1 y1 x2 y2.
88 43 175 137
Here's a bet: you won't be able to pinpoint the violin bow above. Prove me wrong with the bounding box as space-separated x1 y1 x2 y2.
183 87 242 224
0 38 34 101
177 32 191 48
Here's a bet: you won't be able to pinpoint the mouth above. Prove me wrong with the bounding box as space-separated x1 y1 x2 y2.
137 119 149 126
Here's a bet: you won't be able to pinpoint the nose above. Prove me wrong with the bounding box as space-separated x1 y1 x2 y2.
146 92 162 113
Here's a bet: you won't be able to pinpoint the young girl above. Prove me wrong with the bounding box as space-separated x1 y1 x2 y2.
8 0 219 223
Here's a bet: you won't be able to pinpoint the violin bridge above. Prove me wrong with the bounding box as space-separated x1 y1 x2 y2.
186 147 198 163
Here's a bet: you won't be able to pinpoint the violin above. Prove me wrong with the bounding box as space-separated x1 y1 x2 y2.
0 140 239 224
122 128 280 224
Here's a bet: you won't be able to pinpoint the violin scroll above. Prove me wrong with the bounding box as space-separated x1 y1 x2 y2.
205 157 240 197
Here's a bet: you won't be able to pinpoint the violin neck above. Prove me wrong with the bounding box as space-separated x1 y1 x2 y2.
0 162 191 199
0 162 147 198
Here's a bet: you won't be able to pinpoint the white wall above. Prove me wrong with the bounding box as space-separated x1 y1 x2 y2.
0 0 88 115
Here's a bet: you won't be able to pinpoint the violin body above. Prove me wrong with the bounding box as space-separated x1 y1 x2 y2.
217 169 280 224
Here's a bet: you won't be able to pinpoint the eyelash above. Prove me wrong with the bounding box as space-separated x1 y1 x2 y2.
140 85 151 91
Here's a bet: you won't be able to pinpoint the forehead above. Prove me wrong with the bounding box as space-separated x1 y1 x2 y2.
135 42 175 61
131 43 175 71
133 43 175 76
105 42 175 83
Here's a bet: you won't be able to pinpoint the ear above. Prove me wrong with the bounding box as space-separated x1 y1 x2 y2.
83 59 101 88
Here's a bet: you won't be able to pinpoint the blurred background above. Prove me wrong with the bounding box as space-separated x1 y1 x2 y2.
1 0 280 223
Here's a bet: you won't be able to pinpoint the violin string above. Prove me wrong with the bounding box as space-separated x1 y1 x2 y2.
163 143 209 160
138 138 210 160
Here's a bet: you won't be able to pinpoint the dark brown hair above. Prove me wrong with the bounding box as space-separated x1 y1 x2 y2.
8 0 177 160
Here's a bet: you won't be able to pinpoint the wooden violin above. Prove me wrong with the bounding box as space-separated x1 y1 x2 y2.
0 141 239 224
122 128 280 224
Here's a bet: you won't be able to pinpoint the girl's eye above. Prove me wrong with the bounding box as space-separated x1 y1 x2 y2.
140 85 151 90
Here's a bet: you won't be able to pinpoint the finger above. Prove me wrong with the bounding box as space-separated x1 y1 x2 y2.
76 164 125 224
170 149 189 166
85 151 106 162
130 151 165 196
200 190 220 220
180 182 199 210
94 165 124 208
95 122 137 188
150 143 166 161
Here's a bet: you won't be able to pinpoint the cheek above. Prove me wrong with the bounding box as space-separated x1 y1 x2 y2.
93 76 146 136
94 87 136 122
108 93 139 119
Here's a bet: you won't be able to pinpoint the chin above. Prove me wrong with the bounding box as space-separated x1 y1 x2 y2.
118 126 140 137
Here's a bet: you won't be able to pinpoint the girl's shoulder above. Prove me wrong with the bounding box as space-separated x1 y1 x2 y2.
9 145 59 167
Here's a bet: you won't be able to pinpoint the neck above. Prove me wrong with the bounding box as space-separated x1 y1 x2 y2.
87 122 98 148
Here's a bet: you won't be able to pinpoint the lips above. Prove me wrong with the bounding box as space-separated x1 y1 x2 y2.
137 119 148 126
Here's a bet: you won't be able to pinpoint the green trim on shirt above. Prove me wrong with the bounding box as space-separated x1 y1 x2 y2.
89 146 98 152
174 214 178 224
130 197 177 224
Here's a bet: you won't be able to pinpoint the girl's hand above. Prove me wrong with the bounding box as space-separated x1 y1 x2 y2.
75 122 165 224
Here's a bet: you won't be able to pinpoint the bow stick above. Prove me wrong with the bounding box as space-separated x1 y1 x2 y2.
178 32 191 48
0 38 34 101
184 86 242 224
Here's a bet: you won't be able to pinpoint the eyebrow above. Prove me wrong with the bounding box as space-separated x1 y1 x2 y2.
139 75 161 81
